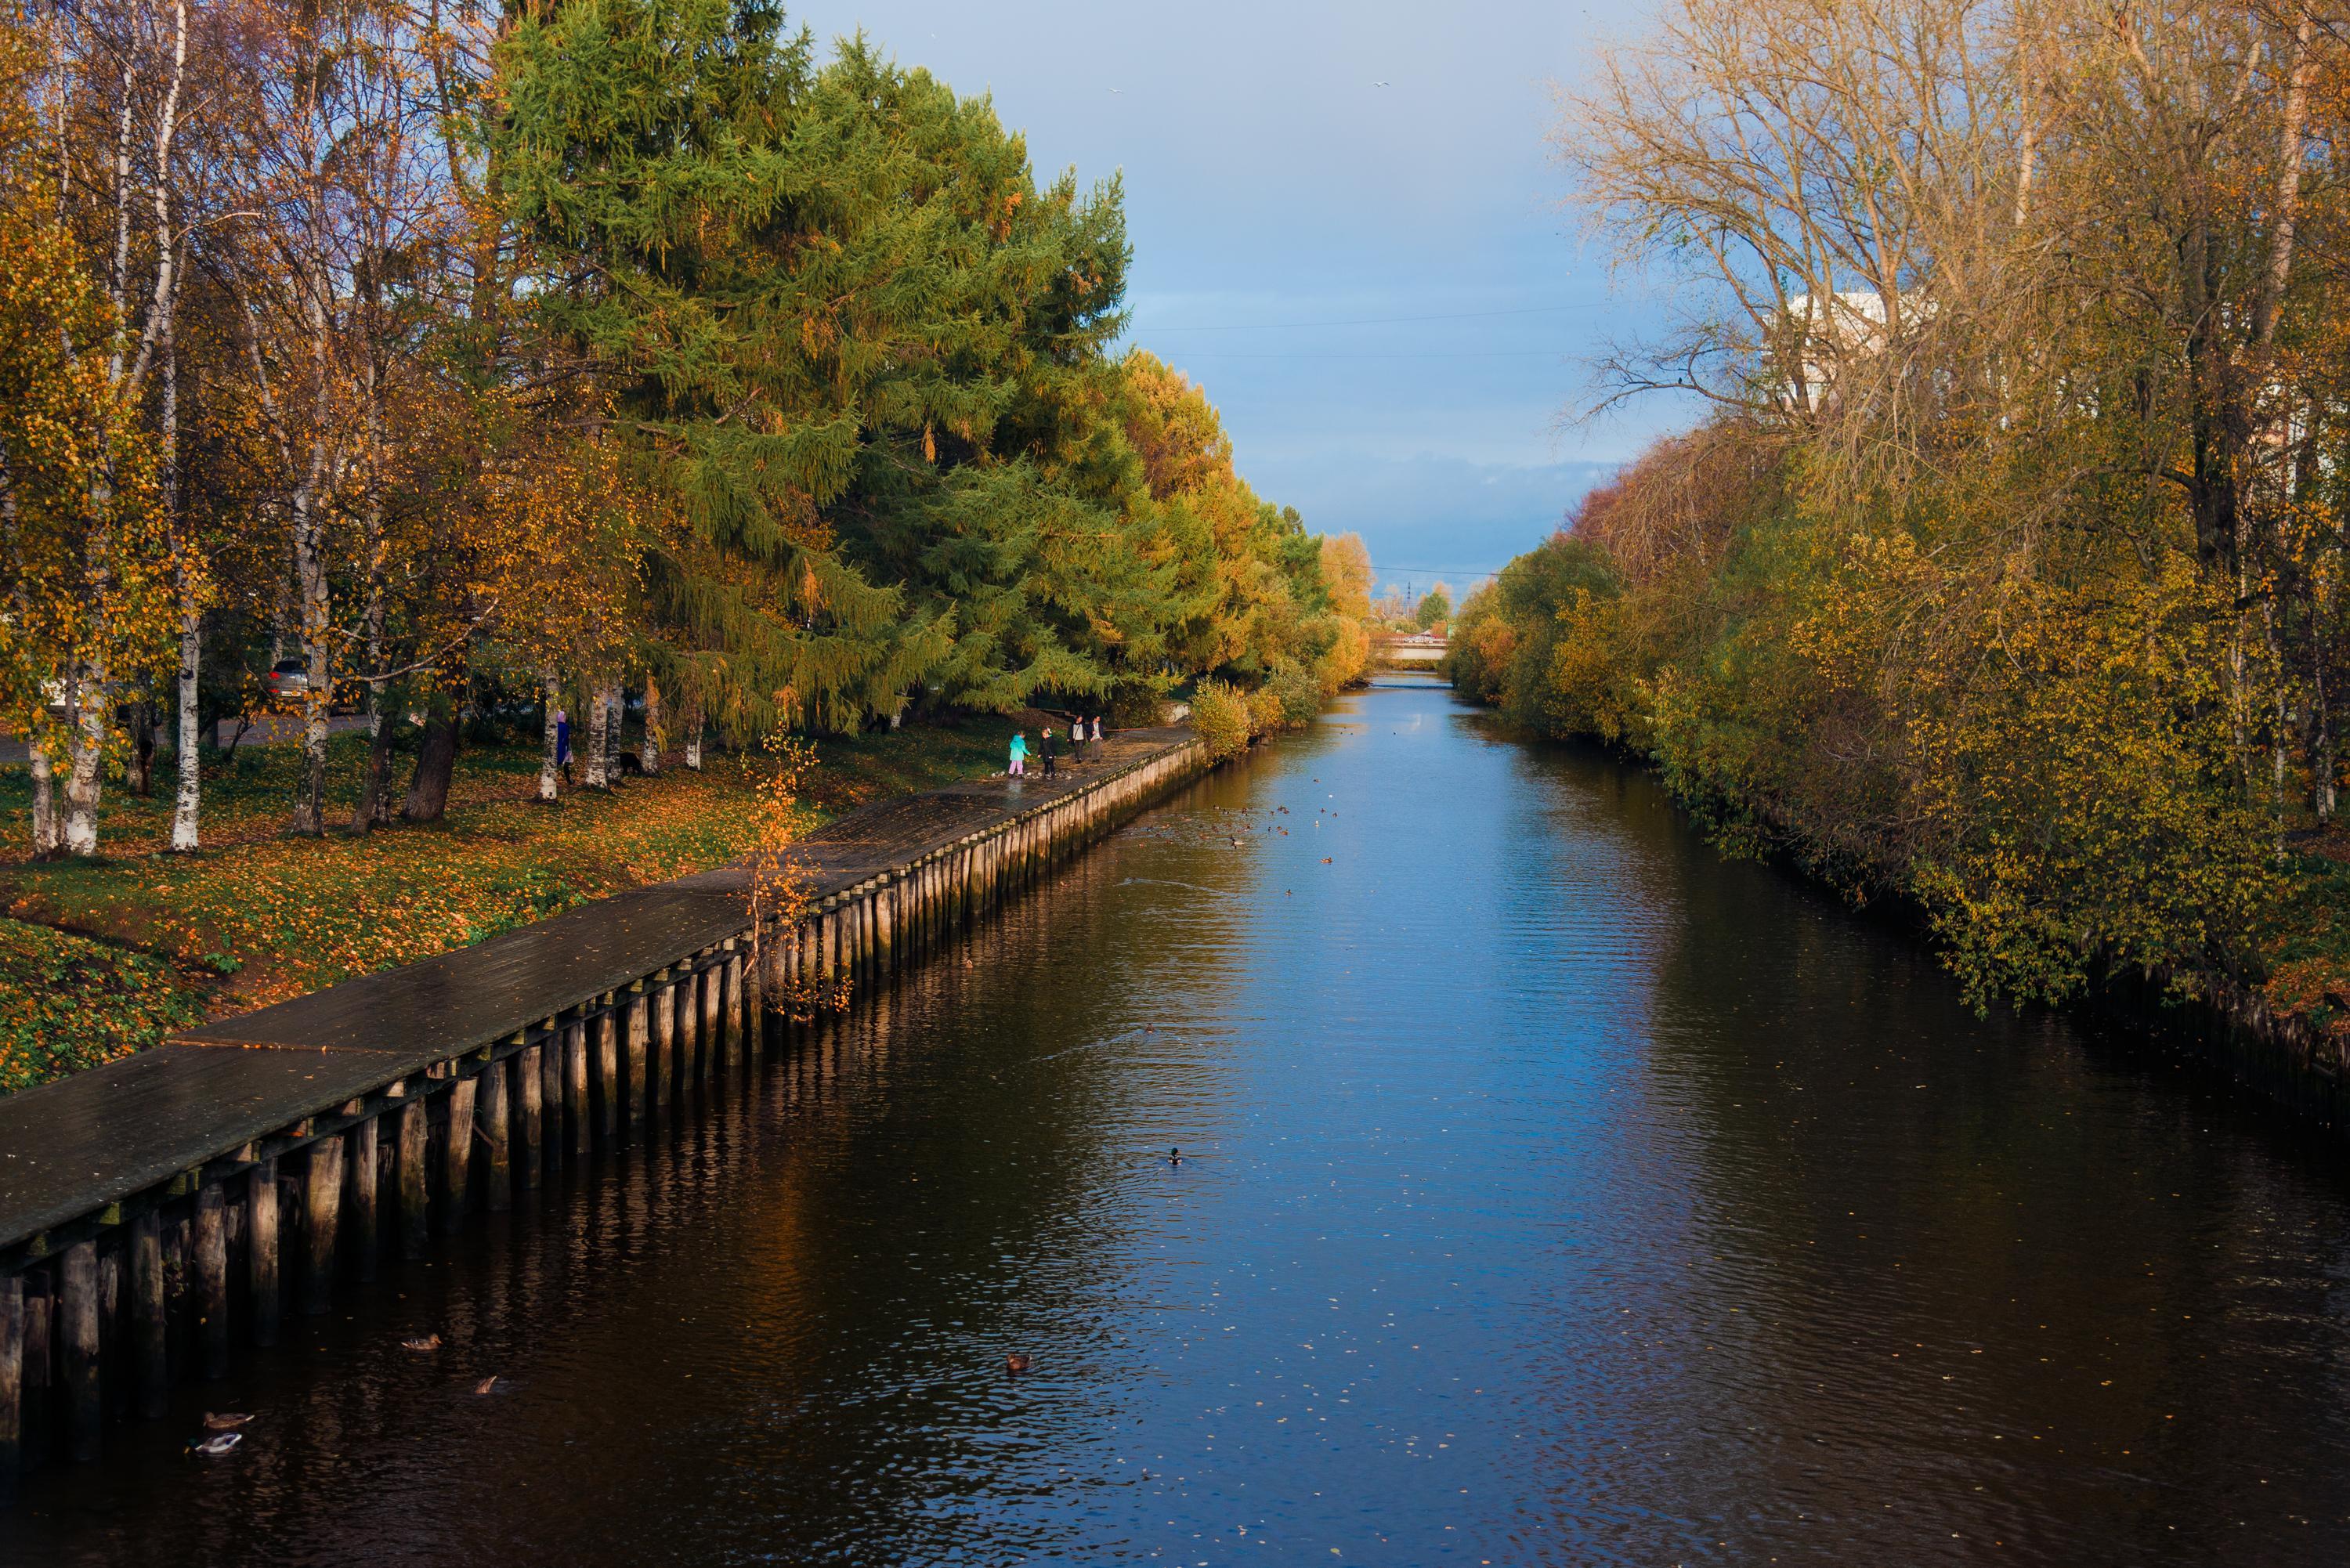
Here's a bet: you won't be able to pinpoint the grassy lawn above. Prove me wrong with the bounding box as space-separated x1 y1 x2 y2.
0 714 1009 1093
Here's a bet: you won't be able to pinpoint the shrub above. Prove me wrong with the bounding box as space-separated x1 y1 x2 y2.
1190 679 1253 759
1268 664 1322 726
1247 684 1289 735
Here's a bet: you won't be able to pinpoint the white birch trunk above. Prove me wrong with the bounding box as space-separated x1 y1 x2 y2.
585 683 611 789
539 668 561 802
61 677 107 857
29 743 59 857
642 676 663 775
172 588 200 851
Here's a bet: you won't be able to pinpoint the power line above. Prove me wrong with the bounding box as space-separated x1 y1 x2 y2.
1130 303 1605 333
1149 349 1571 361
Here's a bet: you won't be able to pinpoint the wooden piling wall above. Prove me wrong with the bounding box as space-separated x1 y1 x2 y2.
0 726 1209 1494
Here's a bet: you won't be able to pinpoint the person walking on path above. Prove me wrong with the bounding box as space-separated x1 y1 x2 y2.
1040 724 1058 779
1090 714 1103 759
555 708 573 785
1008 730 1027 777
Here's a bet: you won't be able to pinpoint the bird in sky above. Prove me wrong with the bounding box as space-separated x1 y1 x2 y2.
1374 80 1390 87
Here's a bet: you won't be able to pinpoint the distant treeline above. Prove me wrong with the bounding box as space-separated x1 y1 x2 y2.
0 0 1375 859
1456 0 2350 1026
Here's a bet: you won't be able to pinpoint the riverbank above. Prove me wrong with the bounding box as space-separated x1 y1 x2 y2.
0 716 1014 1094
1441 656 2350 1141
0 724 1211 1498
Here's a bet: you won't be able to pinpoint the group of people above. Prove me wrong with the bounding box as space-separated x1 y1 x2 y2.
1007 715 1104 779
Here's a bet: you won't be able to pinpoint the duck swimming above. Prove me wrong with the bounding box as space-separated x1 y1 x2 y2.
1004 1353 1032 1375
401 1334 442 1353
201 1412 252 1432
187 1433 242 1456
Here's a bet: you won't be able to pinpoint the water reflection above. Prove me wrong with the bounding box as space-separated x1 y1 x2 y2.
8 676 2350 1566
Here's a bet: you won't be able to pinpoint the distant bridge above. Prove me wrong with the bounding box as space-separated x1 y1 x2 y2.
1374 633 1448 667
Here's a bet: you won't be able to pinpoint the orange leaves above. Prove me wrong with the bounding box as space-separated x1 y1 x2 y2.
747 718 818 1007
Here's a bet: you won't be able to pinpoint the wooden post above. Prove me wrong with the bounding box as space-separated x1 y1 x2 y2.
132 1211 167 1418
0 1272 20 1505
518 1043 544 1190
248 1157 280 1348
627 985 650 1135
677 965 701 1081
540 1026 562 1169
194 1182 227 1378
482 1050 514 1211
596 998 620 1139
700 961 721 1072
566 1019 591 1156
60 1242 99 1463
20 1283 46 1472
648 975 672 1120
350 1112 379 1284
440 1076 476 1236
99 1246 124 1424
396 1090 429 1258
900 868 917 963
916 860 932 954
725 948 746 1059
302 1134 342 1314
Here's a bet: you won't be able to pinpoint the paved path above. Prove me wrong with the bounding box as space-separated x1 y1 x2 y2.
0 714 371 766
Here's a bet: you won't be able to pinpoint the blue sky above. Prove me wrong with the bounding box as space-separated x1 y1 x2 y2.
788 0 1689 596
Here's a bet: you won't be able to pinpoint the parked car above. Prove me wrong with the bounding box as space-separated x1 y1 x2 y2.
265 658 311 700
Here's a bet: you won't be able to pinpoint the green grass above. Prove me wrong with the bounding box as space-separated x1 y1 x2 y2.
0 918 206 1094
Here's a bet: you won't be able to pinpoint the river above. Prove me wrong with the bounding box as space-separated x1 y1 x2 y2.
9 674 2350 1566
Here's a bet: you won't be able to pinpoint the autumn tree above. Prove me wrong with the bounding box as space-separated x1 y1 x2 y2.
1516 0 2350 1007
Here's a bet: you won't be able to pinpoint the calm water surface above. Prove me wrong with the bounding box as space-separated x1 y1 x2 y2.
10 675 2350 1566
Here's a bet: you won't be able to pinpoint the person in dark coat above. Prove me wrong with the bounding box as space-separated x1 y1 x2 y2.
1040 724 1058 779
